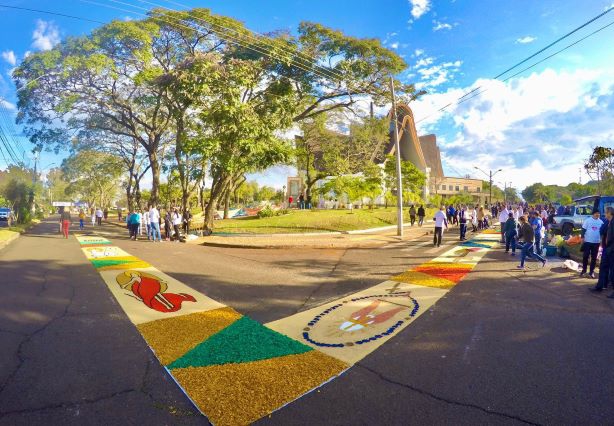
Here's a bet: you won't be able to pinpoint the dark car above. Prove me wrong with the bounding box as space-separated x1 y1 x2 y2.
0 207 15 227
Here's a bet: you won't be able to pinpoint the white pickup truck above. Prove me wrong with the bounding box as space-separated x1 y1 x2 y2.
551 204 593 236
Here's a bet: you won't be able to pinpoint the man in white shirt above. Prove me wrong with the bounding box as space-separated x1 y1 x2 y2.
498 205 509 243
95 208 103 226
172 208 182 242
580 209 604 278
149 205 161 242
433 206 448 247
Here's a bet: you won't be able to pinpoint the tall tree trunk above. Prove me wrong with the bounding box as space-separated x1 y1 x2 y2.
204 174 231 233
148 150 160 205
223 191 230 219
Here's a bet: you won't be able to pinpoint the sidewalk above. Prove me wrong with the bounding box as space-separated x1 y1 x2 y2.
194 222 442 249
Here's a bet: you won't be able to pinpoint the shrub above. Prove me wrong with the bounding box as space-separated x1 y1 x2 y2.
257 206 275 218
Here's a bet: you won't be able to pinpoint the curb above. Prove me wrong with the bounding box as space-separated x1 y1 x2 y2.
0 231 20 251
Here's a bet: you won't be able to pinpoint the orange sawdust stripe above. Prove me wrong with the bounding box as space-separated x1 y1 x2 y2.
413 264 473 284
137 307 243 365
170 351 348 426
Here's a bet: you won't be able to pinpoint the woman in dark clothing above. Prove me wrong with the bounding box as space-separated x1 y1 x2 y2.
417 205 426 226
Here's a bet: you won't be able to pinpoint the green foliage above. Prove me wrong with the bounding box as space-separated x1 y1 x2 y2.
447 192 474 206
560 194 573 206
383 156 426 206
522 182 596 204
62 150 124 207
257 206 276 218
585 146 614 194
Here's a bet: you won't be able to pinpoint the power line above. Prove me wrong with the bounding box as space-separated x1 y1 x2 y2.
132 0 348 83
418 16 614 124
416 6 614 124
86 0 348 88
0 3 105 24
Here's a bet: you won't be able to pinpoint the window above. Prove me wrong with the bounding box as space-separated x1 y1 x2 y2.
476 187 481 193
449 185 454 191
455 186 460 191
464 186 468 191
441 184 445 190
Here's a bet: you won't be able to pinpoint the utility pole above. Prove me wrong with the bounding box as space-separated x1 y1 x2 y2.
390 76 404 237
474 167 502 206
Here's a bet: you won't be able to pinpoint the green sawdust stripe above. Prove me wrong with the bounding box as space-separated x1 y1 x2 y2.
90 258 141 268
168 316 313 369
79 240 111 245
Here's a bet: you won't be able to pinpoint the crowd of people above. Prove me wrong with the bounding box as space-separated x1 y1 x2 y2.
419 201 614 292
125 205 192 242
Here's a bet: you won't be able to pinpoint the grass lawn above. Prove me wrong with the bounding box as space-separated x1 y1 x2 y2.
212 207 437 234
0 220 40 242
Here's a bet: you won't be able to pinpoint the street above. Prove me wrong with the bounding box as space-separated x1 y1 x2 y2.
1 218 613 425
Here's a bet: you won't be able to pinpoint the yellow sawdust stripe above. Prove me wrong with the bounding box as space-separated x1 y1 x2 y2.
137 307 243 365
170 351 348 426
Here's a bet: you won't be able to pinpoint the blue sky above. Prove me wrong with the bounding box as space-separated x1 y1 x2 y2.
1 0 613 190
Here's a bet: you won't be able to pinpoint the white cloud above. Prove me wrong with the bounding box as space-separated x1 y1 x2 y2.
408 0 431 20
390 42 400 50
516 36 536 44
31 20 60 51
415 56 435 68
1 51 16 66
414 49 425 57
0 99 16 110
412 67 614 189
433 20 453 31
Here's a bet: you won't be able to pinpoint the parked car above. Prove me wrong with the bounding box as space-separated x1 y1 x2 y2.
551 195 614 235
0 207 15 227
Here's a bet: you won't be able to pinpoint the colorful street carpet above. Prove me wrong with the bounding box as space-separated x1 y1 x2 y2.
75 228 500 425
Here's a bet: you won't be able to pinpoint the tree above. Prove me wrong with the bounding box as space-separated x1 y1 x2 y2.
521 183 554 204
383 155 426 206
585 146 614 194
256 186 276 202
560 194 573 206
448 192 474 206
62 151 124 208
0 165 41 223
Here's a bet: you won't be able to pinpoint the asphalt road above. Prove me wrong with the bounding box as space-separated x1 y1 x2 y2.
1 217 613 425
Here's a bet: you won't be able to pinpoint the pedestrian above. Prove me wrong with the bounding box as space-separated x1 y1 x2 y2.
95 207 103 226
288 196 294 208
129 209 140 240
103 207 109 220
172 208 182 242
91 208 96 227
498 205 509 243
504 212 517 256
580 209 603 278
530 211 544 256
470 205 478 232
591 207 614 295
299 193 305 209
453 206 459 226
459 205 467 241
118 208 122 222
433 206 448 247
78 209 85 230
149 204 162 242
417 205 425 226
60 207 72 239
477 207 485 230
183 206 192 234
517 215 546 269
600 214 613 289
409 205 416 226
164 210 172 241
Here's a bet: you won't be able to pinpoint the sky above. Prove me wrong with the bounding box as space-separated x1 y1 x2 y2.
1 0 613 191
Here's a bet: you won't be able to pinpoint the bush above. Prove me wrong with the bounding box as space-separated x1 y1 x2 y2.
257 206 275 218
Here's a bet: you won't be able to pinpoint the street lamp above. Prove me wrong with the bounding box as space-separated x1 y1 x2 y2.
474 167 502 205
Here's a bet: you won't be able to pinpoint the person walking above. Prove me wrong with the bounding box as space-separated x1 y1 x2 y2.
118 208 122 222
530 211 544 256
78 209 86 230
459 205 467 241
183 207 192 234
409 205 416 226
477 207 485 230
164 210 172 241
60 208 72 239
433 206 448 247
149 204 162 242
172 208 182 242
417 205 425 227
592 207 614 295
517 215 546 269
95 207 103 226
504 212 518 255
498 205 509 243
580 209 603 278
103 207 109 220
129 210 140 240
